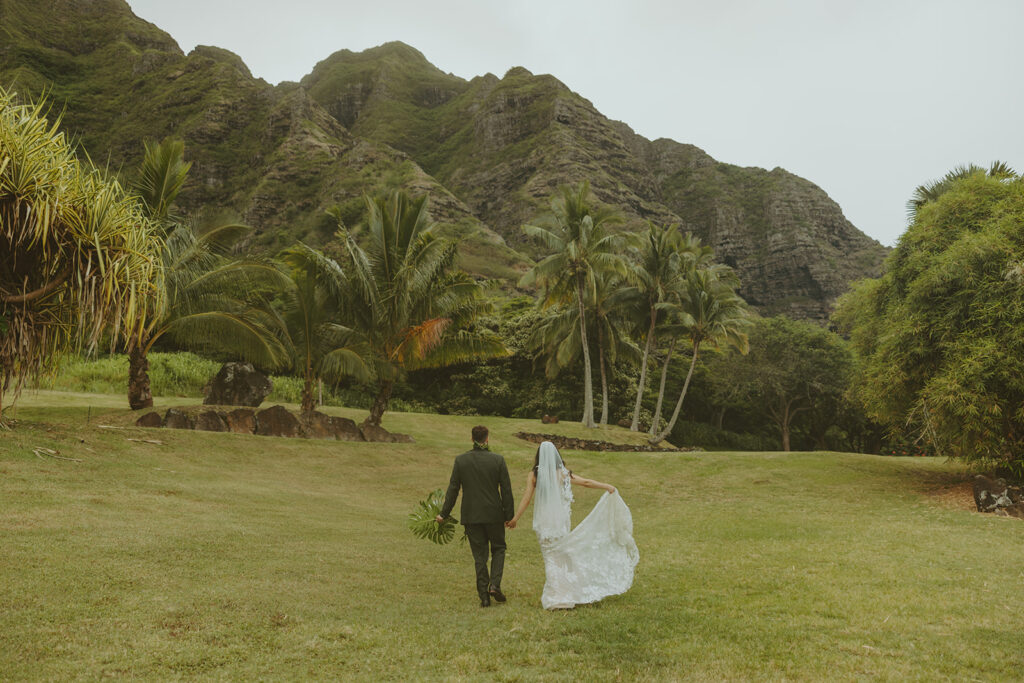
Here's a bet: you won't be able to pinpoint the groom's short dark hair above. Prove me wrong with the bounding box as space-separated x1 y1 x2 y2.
472 425 488 443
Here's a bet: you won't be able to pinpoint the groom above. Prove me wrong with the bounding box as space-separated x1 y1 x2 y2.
436 425 515 607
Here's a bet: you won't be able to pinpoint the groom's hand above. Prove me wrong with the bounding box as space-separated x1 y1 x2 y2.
435 515 445 523
505 520 516 529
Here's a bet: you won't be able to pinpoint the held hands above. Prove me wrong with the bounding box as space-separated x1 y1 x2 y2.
505 519 517 529
435 515 445 524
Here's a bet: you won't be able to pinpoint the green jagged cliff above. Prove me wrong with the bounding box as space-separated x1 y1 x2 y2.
0 0 887 317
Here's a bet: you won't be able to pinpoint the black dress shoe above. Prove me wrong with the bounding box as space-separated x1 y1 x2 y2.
480 594 491 607
488 588 507 603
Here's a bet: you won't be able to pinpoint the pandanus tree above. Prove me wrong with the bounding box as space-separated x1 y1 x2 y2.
331 191 507 427
649 266 751 445
0 87 160 420
126 139 286 409
520 181 631 428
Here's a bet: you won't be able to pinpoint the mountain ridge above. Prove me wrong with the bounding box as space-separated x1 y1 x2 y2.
0 0 888 318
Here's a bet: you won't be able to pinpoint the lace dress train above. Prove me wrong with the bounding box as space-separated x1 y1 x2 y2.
539 491 639 610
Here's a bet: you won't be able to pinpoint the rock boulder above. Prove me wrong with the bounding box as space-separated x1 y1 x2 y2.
135 412 162 428
255 405 301 438
225 408 257 434
203 362 272 407
163 408 194 430
360 423 414 443
195 410 228 432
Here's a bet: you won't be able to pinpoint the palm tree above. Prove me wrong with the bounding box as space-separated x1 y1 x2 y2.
644 234 716 435
529 271 639 426
649 267 751 445
906 161 1018 219
126 139 286 409
1 87 160 420
272 244 371 414
519 182 631 428
621 223 685 431
332 191 507 427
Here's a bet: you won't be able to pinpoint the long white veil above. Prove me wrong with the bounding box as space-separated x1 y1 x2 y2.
533 441 572 542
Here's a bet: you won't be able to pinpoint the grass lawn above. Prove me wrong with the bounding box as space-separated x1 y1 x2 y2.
1 390 1021 680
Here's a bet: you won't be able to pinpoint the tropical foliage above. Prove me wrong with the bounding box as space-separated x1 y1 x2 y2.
704 316 854 451
520 181 632 428
126 139 286 409
271 244 370 414
836 166 1024 471
331 191 507 425
0 87 160 418
408 489 462 545
649 266 751 444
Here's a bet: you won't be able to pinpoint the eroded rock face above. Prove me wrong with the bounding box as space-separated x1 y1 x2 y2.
203 362 272 407
3 0 888 321
255 405 301 438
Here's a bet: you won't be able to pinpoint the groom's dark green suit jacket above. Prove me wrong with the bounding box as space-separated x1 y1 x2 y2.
440 447 515 525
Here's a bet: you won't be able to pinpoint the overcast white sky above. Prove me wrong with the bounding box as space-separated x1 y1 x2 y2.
126 0 1023 246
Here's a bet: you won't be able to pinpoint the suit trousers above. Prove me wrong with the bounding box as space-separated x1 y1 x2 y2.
464 522 506 598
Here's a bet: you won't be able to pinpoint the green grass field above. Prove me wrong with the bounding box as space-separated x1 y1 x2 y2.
1 391 1021 680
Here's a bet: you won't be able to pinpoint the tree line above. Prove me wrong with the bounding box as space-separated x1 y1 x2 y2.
10 86 969 461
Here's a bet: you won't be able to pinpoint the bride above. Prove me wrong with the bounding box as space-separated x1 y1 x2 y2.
507 441 639 609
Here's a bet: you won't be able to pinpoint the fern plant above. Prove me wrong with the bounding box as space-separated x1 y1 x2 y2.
408 489 462 545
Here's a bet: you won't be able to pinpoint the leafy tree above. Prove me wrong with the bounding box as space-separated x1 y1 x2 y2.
126 139 285 409
906 161 1017 220
835 169 1024 472
0 87 160 419
649 267 750 445
331 191 506 426
714 316 853 451
520 181 631 428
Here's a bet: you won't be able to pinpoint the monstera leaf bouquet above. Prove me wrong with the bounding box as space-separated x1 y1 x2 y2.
408 489 465 545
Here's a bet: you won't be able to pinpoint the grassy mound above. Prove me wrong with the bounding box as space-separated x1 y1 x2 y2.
1 391 1019 680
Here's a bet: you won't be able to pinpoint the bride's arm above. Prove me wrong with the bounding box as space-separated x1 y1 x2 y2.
507 471 536 528
569 472 616 494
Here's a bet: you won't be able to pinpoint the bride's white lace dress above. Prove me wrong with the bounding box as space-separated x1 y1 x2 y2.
534 451 639 610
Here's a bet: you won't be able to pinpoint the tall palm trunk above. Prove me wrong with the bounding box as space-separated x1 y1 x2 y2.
598 326 609 426
576 280 595 428
650 338 676 436
630 310 657 431
127 337 153 410
365 380 394 427
301 373 316 415
650 341 699 445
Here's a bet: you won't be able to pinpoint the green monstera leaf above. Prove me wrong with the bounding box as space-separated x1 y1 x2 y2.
408 489 463 545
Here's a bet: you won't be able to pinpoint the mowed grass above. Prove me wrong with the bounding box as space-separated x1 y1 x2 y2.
2 391 1022 680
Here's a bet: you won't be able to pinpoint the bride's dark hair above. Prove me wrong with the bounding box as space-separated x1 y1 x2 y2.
532 446 570 476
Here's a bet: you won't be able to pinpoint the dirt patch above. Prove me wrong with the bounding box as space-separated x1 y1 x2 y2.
922 479 976 511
